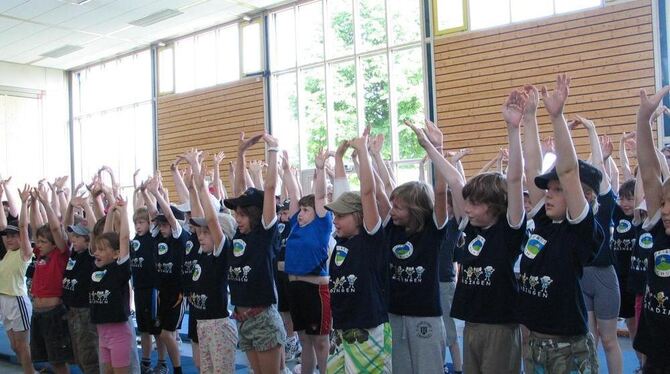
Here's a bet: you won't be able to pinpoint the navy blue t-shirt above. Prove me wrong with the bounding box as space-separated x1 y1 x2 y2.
518 203 602 335
451 214 525 324
189 239 230 320
274 220 292 282
628 223 653 295
329 223 388 330
153 225 189 292
182 233 201 294
227 218 279 307
130 232 158 289
588 189 616 267
611 205 636 283
62 248 95 308
438 218 460 283
633 214 670 366
386 214 446 317
89 256 131 324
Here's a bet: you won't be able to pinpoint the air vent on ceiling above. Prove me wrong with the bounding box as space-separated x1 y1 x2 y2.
40 45 83 58
129 9 183 27
59 0 93 4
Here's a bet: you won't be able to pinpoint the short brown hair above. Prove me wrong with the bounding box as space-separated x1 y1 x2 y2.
36 225 55 245
462 172 507 219
237 205 262 231
298 194 315 210
95 232 120 252
390 181 434 235
619 180 635 200
133 207 150 223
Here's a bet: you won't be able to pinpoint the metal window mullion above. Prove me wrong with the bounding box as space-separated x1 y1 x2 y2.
323 0 336 150
353 0 365 134
384 0 398 164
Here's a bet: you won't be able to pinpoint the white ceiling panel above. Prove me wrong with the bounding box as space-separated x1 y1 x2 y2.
0 22 49 49
0 16 22 32
2 1 63 20
0 0 29 14
31 0 116 25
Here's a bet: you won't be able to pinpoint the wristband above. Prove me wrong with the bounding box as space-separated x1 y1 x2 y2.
267 147 280 153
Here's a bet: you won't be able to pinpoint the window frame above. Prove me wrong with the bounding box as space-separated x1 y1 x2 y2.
433 0 469 36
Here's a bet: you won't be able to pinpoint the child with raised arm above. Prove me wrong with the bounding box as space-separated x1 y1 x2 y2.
90 198 133 374
224 133 287 374
519 75 602 373
0 183 36 374
631 85 670 372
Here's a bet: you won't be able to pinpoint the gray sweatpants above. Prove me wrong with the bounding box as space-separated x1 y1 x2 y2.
389 313 446 374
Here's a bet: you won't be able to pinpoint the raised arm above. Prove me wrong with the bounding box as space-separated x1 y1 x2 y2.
369 134 396 197
281 151 301 217
212 151 226 201
248 160 265 189
619 132 635 181
541 74 587 218
2 177 19 218
333 141 351 200
0 182 7 232
54 176 69 219
117 198 130 259
36 187 68 251
450 148 470 180
18 186 33 261
522 84 546 206
147 176 179 230
501 90 527 226
477 151 502 175
262 134 279 226
235 132 263 196
313 148 329 218
573 116 611 194
350 134 381 230
170 159 190 204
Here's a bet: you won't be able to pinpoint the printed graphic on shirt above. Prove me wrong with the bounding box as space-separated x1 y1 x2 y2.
131 240 141 252
158 243 168 255
185 241 194 255
519 273 554 298
66 258 76 271
330 274 358 293
392 242 413 259
91 270 107 282
156 262 174 274
228 266 252 282
613 238 636 252
278 223 285 234
89 290 111 304
639 233 654 249
467 235 486 256
62 278 78 291
183 259 198 276
523 234 547 259
461 265 495 286
644 286 670 316
233 239 246 257
334 246 348 266
631 256 649 272
654 249 670 277
389 263 426 283
415 321 433 339
189 293 208 310
616 219 632 234
130 257 145 269
192 264 202 281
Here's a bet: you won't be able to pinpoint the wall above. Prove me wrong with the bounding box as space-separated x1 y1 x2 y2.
433 0 654 177
156 77 266 196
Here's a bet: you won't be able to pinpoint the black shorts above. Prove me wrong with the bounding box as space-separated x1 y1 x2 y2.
619 284 636 319
276 271 291 313
31 304 74 364
135 288 161 335
288 281 331 336
187 306 198 343
157 288 185 332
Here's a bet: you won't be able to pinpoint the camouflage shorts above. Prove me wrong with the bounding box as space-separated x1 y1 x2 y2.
524 332 598 374
236 305 287 352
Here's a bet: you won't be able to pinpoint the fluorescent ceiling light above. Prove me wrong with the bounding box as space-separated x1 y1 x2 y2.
40 44 83 58
129 9 183 27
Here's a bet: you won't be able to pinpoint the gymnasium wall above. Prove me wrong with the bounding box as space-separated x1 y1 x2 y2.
156 77 266 195
434 0 654 177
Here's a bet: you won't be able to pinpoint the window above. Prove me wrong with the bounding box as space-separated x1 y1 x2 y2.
242 22 263 75
270 0 426 183
71 51 153 198
435 0 603 34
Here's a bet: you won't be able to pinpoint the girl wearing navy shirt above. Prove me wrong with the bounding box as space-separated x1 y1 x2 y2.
631 85 670 371
518 75 601 373
325 135 391 373
224 133 287 374
90 198 133 374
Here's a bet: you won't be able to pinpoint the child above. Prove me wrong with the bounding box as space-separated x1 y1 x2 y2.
224 133 287 373
90 198 133 374
0 182 36 374
518 75 601 372
325 135 392 373
631 85 670 371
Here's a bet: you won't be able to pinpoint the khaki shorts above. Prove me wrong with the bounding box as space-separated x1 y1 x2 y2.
236 306 287 352
463 322 521 374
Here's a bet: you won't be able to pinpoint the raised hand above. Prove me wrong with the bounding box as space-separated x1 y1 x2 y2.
349 134 368 152
423 119 444 149
145 176 160 194
638 87 670 123
281 150 290 171
502 89 528 128
54 176 68 189
315 148 329 170
262 133 279 148
213 151 225 165
600 135 614 160
523 85 539 116
652 105 668 121
239 132 264 152
541 73 571 118
369 134 384 155
335 140 350 159
451 148 471 163
499 148 509 162
572 115 596 131
19 185 31 202
541 136 555 154
403 120 431 149
70 195 87 208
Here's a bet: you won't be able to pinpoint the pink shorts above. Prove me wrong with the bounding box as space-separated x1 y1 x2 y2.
97 322 133 368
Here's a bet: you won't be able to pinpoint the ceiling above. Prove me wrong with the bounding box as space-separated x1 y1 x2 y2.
0 0 288 71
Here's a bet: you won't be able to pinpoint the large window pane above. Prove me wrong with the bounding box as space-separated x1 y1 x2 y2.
298 2 324 65
273 72 300 166
242 22 262 74
272 9 297 70
361 54 390 159
158 47 174 94
195 30 216 89
388 0 421 45
393 47 424 160
327 0 354 59
357 0 387 52
511 0 553 22
469 0 510 30
175 37 195 93
555 0 601 14
217 25 240 83
436 0 466 32
396 162 421 185
299 66 327 167
329 60 357 145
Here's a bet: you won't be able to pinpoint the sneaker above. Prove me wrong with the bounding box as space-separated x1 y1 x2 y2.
140 364 153 374
293 364 301 374
152 364 169 374
285 336 302 361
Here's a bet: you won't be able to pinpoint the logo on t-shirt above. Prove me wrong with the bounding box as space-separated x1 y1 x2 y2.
390 264 426 283
616 220 632 234
334 246 348 266
639 233 654 249
131 240 141 252
631 256 649 272
523 234 547 259
467 235 486 256
330 274 358 293
461 265 495 286
189 294 208 310
392 242 413 259
228 265 252 282
66 258 76 271
185 241 194 254
643 286 669 316
654 250 670 277
278 223 286 234
192 264 202 281
131 257 145 269
233 239 246 257
89 290 111 304
158 243 168 255
62 278 78 291
520 273 553 298
91 270 107 282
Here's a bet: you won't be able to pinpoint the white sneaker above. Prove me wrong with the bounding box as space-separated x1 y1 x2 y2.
293 364 301 374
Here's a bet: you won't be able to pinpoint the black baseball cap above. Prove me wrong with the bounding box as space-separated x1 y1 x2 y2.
224 188 265 210
534 160 602 195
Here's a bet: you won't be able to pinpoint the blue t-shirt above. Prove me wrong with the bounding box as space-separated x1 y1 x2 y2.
386 214 446 317
285 211 333 276
588 189 616 267
518 202 603 336
329 223 388 330
438 218 460 283
451 214 526 324
227 218 279 307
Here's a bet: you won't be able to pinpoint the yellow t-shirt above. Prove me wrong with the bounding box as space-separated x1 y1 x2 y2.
0 248 31 296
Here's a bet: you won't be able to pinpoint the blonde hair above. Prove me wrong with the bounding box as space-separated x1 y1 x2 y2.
390 181 434 235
